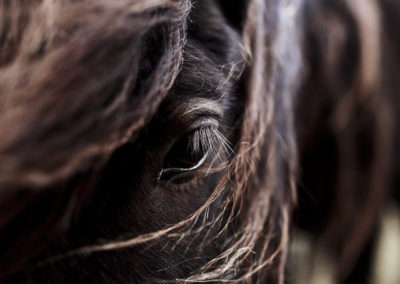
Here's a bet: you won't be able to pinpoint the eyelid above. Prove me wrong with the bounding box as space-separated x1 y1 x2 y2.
187 118 219 133
158 150 209 179
175 99 224 121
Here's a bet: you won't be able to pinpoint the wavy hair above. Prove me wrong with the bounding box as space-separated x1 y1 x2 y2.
0 0 397 283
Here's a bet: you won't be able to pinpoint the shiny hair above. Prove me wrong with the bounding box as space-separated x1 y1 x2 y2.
0 0 396 283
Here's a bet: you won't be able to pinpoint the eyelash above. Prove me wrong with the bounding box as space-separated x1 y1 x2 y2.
158 126 231 184
190 127 231 160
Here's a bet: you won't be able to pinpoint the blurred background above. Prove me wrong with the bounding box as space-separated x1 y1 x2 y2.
290 204 400 284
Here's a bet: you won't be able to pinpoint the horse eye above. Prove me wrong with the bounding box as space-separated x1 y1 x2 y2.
158 129 209 183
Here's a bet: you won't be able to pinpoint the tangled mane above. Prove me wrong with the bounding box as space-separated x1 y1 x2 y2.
0 0 397 283
0 0 300 282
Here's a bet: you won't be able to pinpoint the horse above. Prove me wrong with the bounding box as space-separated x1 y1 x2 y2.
0 0 398 283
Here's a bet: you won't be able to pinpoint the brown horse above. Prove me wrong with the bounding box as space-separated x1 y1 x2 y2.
0 0 398 283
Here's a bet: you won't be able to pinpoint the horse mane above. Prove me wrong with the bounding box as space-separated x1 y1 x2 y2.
0 0 396 283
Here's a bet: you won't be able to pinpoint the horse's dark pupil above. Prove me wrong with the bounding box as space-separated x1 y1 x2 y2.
163 130 205 170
